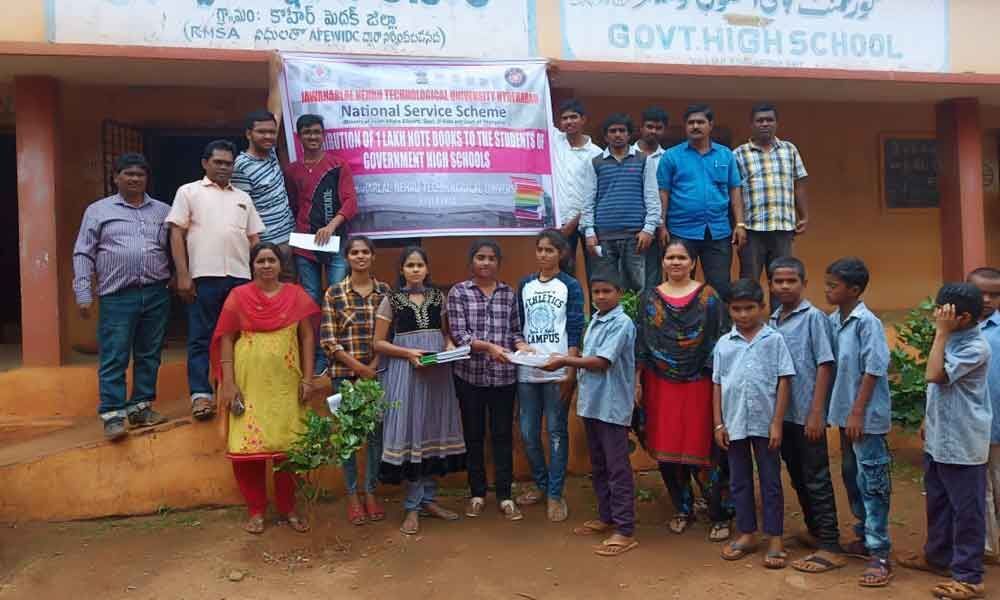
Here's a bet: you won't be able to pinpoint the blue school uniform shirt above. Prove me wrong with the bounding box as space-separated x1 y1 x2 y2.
712 324 796 441
770 300 836 426
827 302 892 435
577 304 636 427
981 311 1000 444
924 326 992 465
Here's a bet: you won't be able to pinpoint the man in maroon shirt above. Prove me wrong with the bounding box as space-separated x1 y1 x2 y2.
285 113 359 374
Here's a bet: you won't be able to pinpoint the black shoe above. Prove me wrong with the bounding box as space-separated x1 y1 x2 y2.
104 418 127 442
128 408 168 428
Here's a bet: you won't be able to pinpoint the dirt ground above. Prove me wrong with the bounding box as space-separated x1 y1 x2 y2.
0 446 990 600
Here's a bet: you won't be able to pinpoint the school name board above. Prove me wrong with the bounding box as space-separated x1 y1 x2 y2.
280 55 555 238
561 0 949 72
50 0 535 58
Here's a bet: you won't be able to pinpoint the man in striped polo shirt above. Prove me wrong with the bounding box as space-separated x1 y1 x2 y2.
232 110 296 278
581 113 661 295
73 153 171 441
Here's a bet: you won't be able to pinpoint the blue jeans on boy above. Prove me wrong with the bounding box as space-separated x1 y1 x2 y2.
187 276 247 398
924 454 987 585
296 253 348 375
332 377 383 495
840 430 892 559
404 477 438 511
728 436 784 536
518 382 569 499
97 284 170 420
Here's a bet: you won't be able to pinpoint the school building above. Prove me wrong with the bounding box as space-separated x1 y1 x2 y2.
0 0 996 520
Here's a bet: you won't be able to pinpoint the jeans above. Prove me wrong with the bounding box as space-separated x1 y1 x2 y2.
737 230 794 283
404 477 438 512
729 436 784 536
584 417 635 536
455 377 516 501
97 284 171 419
296 253 348 375
518 382 569 499
781 422 841 552
187 276 247 397
591 235 651 295
840 430 892 558
674 230 733 300
645 237 665 293
924 454 987 584
659 456 733 523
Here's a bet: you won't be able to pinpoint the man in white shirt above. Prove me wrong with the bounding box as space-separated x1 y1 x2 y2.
552 99 602 284
633 106 669 292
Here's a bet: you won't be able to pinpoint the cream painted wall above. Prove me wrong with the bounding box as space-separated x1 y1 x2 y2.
2 1 996 75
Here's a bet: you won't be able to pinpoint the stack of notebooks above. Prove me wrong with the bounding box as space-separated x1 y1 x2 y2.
419 345 472 366
512 176 543 221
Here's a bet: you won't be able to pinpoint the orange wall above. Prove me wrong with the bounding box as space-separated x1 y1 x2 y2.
58 84 267 353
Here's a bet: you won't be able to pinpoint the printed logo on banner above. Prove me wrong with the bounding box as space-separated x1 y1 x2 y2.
504 68 527 88
305 63 333 85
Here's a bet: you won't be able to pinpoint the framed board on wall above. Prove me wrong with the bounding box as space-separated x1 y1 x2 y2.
879 134 939 210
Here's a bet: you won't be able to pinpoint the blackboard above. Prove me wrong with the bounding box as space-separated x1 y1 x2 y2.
881 136 939 209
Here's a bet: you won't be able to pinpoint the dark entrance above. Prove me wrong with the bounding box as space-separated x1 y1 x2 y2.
0 133 19 368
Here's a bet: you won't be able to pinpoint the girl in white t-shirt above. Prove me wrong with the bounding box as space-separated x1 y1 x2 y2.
514 229 586 522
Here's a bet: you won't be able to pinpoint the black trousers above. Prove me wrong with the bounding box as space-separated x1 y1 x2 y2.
454 377 516 501
780 422 841 552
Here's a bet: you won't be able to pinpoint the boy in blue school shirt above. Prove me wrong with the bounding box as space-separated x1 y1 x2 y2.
900 283 992 600
824 257 894 588
968 267 1000 561
768 257 846 573
713 279 795 569
542 272 637 557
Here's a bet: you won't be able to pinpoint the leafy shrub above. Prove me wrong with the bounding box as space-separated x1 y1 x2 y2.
278 378 388 508
620 289 639 322
888 299 934 430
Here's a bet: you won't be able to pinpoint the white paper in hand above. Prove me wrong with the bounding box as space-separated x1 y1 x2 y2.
290 232 340 253
326 393 342 414
507 351 552 368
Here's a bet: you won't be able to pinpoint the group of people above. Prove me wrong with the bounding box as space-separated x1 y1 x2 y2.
70 99 1000 600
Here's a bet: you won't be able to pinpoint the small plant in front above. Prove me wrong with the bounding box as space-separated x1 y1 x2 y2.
888 298 935 430
620 289 639 322
278 378 388 514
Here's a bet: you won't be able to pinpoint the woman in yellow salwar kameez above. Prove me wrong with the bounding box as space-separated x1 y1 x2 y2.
211 242 320 534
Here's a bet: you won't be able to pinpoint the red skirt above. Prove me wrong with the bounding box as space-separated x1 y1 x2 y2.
642 372 712 467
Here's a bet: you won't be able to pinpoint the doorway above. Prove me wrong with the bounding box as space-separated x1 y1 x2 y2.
0 133 19 369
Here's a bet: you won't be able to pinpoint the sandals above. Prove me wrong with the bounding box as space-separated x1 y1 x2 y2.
400 511 420 535
547 497 569 523
897 552 951 577
515 487 544 506
708 521 731 542
243 514 265 535
286 513 310 533
347 500 367 526
932 580 986 599
721 541 758 561
858 557 893 588
191 397 217 421
499 499 524 521
364 494 386 522
573 520 612 536
791 551 847 573
465 497 485 518
763 550 788 570
668 513 691 535
593 537 639 557
420 502 459 521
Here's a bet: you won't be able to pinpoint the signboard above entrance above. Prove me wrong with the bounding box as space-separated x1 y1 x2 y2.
561 0 948 72
50 0 536 58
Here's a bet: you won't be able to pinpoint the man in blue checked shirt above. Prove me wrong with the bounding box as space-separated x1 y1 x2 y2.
72 153 172 441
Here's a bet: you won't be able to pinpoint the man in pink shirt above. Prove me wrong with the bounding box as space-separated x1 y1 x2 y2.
285 114 359 375
167 140 265 420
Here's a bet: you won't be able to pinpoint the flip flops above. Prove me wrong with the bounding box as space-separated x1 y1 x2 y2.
791 551 847 573
593 537 639 557
931 580 986 599
573 520 612 536
763 550 788 570
721 541 758 561
897 552 951 577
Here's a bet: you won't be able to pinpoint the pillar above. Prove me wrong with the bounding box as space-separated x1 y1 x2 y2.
15 77 62 366
936 98 986 281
